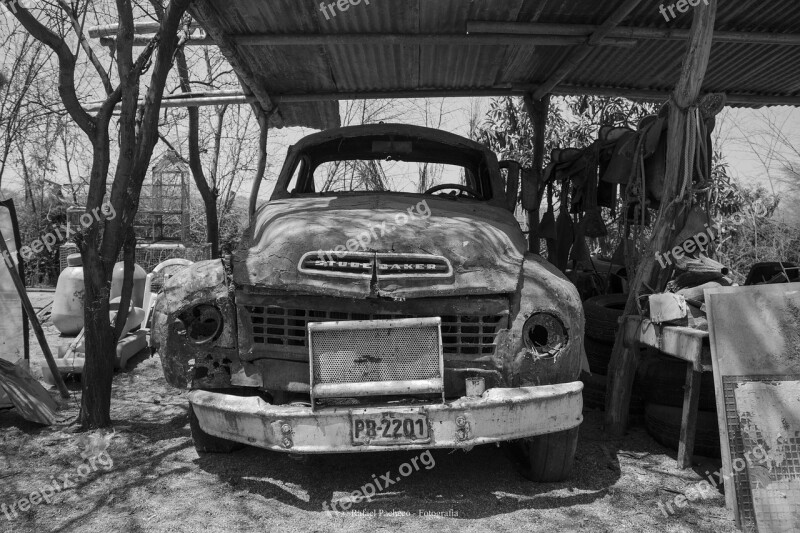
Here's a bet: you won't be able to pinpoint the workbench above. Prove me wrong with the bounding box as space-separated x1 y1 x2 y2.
622 315 713 469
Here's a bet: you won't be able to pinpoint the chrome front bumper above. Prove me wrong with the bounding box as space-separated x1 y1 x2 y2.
189 382 583 453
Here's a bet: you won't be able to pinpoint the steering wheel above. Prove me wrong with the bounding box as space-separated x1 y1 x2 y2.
423 183 481 199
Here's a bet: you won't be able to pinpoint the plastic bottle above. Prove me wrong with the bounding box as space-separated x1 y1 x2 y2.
52 253 85 335
110 261 147 308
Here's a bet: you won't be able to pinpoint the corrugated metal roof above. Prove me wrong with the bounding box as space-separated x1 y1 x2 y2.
190 0 800 129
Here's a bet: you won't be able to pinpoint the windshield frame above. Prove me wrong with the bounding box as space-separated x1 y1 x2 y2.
268 125 507 211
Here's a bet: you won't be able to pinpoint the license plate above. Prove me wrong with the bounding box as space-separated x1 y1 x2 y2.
351 412 430 445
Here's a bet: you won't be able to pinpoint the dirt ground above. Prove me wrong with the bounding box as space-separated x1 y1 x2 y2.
1 295 740 533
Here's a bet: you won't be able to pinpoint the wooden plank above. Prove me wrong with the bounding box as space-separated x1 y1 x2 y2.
706 292 738 516
677 367 702 469
622 316 707 370
0 359 58 425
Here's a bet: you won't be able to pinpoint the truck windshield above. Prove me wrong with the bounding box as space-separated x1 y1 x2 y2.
312 159 475 194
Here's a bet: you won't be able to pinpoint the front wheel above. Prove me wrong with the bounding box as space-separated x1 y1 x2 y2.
519 426 580 482
188 403 246 454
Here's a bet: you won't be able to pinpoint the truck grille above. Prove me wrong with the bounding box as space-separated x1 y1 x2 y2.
310 318 441 384
246 305 505 356
308 317 444 403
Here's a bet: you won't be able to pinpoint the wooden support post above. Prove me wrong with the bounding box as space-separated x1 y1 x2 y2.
523 94 550 254
678 366 703 468
0 227 70 399
604 0 717 437
248 107 270 224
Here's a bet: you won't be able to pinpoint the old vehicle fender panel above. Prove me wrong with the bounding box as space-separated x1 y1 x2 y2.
497 253 585 386
150 259 238 389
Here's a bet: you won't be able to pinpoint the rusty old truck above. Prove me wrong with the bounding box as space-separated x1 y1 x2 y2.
151 124 585 481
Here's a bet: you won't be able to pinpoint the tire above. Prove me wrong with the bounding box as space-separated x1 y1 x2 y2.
583 294 628 343
189 404 246 454
637 351 717 411
580 371 645 420
518 427 580 482
580 371 607 411
584 336 614 375
644 403 720 457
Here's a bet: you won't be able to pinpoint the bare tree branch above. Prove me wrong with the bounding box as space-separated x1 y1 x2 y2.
56 0 113 95
10 5 95 136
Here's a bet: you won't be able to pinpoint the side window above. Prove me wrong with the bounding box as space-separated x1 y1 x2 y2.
285 156 309 194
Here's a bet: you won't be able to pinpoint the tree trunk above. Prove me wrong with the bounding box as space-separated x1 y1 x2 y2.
77 131 116 429
175 48 220 258
204 197 220 258
80 261 115 428
13 0 192 430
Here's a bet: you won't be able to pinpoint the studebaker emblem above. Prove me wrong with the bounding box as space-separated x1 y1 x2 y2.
314 260 372 270
378 263 439 271
298 252 452 278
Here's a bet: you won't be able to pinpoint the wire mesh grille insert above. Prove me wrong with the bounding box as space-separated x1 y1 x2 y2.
245 305 505 356
309 318 442 385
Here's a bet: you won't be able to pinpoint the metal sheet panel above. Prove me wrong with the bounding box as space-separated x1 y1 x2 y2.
0 201 25 409
706 283 800 532
189 0 800 121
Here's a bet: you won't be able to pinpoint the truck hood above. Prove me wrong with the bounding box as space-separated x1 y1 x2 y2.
232 194 526 299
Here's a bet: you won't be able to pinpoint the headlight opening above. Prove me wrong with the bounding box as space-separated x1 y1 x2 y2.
179 304 224 345
522 312 567 357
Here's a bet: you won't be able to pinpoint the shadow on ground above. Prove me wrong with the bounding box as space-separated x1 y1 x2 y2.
194 411 625 519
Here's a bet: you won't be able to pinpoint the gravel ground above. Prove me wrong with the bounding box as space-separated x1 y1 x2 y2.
0 303 740 533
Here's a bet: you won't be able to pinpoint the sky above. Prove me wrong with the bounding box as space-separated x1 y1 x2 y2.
713 106 800 195
255 98 800 203
3 96 799 210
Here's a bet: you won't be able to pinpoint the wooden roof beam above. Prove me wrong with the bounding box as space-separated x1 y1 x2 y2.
232 33 636 47
531 0 645 101
468 21 800 46
98 32 638 48
99 35 216 47
88 21 160 37
188 0 283 127
84 91 256 112
85 87 800 109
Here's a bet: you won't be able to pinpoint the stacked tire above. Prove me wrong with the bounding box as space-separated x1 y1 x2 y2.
579 294 644 420
638 351 721 457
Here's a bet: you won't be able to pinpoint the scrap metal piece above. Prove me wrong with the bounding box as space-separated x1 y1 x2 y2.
706 283 800 531
0 359 58 425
